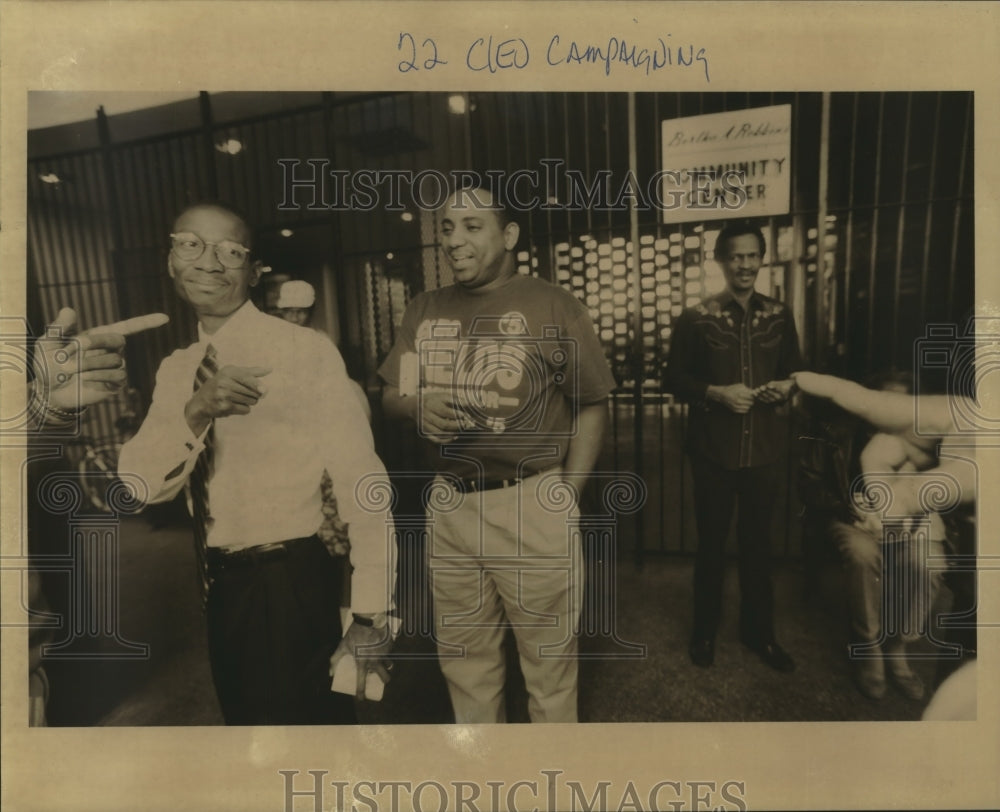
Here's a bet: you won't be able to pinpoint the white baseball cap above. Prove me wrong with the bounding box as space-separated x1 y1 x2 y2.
277 280 316 309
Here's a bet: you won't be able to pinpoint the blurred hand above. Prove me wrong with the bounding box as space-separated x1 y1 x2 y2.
185 365 270 433
33 308 128 411
708 383 755 414
418 387 466 443
329 619 393 700
791 371 841 399
754 378 796 404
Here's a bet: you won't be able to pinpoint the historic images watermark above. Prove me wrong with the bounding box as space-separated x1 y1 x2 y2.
1 314 150 661
279 769 748 812
5 309 992 671
277 160 752 214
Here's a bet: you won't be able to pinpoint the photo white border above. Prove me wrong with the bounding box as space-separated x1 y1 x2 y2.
2 2 998 810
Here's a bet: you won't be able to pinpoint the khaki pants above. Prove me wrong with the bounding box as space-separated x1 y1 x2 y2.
428 473 582 723
829 519 945 645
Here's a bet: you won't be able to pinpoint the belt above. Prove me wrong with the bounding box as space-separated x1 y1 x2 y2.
206 536 315 572
448 467 554 494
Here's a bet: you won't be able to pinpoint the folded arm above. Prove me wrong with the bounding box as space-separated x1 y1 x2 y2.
117 357 208 505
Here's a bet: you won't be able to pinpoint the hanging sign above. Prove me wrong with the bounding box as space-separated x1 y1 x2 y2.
660 103 792 223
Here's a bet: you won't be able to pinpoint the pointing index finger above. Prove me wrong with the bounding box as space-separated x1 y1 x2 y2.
87 313 170 337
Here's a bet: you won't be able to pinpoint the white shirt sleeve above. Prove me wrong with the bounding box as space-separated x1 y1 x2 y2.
117 350 208 506
309 334 397 613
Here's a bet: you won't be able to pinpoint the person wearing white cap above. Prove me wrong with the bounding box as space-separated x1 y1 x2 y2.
276 279 316 327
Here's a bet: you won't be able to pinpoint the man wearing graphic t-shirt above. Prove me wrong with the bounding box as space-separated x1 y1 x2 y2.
379 187 615 723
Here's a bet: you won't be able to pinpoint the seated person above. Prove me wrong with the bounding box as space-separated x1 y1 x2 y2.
798 372 947 701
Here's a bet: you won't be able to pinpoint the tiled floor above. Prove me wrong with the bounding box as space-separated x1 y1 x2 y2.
38 514 972 726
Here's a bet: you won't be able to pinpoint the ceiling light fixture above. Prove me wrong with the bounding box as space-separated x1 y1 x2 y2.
215 138 244 155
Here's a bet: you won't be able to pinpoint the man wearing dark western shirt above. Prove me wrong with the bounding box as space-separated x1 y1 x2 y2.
666 221 802 672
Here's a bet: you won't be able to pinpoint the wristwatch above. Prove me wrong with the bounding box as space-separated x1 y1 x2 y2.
352 612 388 629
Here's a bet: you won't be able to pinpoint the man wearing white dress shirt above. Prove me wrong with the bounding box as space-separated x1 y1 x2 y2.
118 202 396 724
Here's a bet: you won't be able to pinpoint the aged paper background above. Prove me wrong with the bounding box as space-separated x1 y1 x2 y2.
2 2 998 810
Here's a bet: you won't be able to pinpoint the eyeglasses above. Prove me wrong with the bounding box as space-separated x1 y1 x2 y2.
170 232 251 269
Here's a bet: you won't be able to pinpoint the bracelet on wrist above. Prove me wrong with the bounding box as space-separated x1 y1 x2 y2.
29 389 86 428
352 612 387 629
45 403 87 421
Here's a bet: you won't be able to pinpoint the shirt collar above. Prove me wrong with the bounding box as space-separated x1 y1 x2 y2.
196 299 260 353
717 289 764 312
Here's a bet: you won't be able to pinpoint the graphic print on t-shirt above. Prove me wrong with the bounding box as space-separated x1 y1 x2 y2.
414 313 570 435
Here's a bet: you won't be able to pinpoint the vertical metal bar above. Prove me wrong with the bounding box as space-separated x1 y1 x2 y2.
814 93 831 367
947 93 972 318
890 93 913 368
783 93 804 557
668 94 687 555
521 94 538 276
627 92 645 567
650 92 668 553
866 93 885 373
786 94 806 364
45 159 72 309
842 93 859 357
141 143 164 250
96 106 139 375
462 92 474 169
542 93 556 282
919 92 942 327
198 91 219 200
426 93 443 290
119 147 139 249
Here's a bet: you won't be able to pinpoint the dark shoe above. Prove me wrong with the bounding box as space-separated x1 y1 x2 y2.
743 639 796 673
689 637 715 668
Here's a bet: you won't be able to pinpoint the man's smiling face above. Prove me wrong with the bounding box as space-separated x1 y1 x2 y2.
440 188 519 291
168 205 259 322
719 233 763 296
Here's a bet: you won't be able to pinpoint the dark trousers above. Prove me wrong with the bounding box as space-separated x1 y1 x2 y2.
206 536 356 725
689 456 780 644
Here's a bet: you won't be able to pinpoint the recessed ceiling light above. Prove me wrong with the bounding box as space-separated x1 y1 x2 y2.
448 94 467 115
400 211 414 223
39 172 61 184
386 252 395 261
280 228 293 237
215 138 243 155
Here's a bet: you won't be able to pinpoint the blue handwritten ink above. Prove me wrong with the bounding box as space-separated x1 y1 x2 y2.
398 32 419 73
546 34 561 66
467 35 529 73
545 32 711 83
652 39 668 71
696 48 710 82
422 37 447 70
398 32 447 72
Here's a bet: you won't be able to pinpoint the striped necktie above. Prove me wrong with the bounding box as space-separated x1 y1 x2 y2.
189 344 218 605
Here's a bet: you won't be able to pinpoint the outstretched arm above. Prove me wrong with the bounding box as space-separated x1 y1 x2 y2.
792 371 960 453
